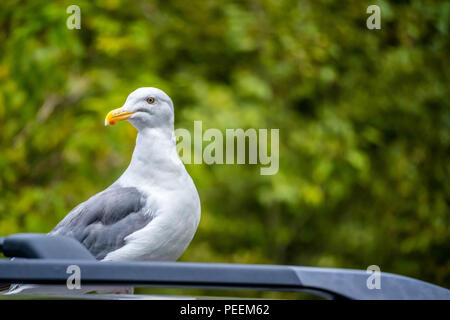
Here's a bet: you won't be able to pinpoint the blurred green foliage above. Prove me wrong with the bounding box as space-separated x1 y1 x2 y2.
0 0 448 296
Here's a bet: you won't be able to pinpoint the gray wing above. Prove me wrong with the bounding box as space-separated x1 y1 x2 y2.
50 187 151 260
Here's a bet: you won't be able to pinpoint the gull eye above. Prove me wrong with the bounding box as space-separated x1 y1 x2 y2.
146 97 156 104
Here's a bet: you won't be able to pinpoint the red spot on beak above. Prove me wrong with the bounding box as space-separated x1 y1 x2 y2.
109 120 116 125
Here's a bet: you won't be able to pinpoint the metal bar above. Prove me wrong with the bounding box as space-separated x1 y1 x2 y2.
0 259 448 299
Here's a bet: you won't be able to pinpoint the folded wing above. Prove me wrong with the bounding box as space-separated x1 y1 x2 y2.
51 187 151 260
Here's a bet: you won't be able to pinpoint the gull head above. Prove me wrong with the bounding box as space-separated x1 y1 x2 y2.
105 87 174 132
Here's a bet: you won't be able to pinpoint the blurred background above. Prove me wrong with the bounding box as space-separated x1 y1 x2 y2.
0 0 448 297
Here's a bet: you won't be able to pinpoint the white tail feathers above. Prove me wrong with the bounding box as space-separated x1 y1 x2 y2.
3 284 134 296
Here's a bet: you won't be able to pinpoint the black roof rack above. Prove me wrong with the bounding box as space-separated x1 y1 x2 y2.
0 233 449 300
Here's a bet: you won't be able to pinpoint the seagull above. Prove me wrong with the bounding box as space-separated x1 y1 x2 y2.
5 87 201 295
52 87 201 261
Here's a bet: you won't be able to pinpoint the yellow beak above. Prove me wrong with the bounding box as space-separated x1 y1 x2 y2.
105 108 135 126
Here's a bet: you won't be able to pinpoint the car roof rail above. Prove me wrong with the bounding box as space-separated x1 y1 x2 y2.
0 233 449 300
1 233 95 260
